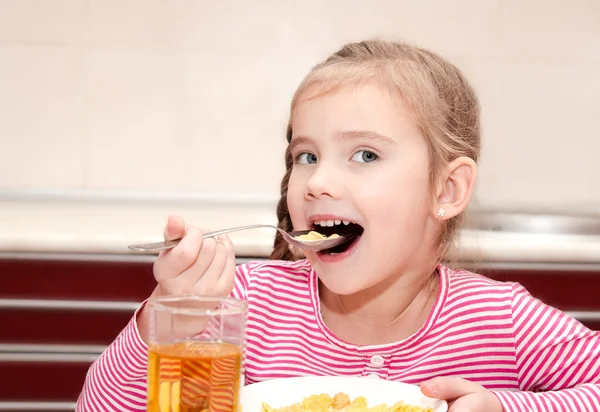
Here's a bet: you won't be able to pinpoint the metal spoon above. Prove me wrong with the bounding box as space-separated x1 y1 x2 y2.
127 224 352 253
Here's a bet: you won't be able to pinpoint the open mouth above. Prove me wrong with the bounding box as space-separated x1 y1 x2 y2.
310 220 364 254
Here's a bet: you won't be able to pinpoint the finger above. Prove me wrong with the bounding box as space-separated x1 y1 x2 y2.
163 215 186 241
216 234 235 264
218 234 235 257
194 238 228 292
217 235 235 268
420 377 484 401
215 249 236 296
158 216 186 258
178 236 218 286
215 236 236 295
222 235 236 268
154 227 204 281
448 393 492 412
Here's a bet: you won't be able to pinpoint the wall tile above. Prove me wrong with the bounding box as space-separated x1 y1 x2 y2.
0 45 86 188
173 0 293 52
84 49 188 190
460 58 600 211
495 0 600 61
86 0 176 49
0 0 598 213
0 0 87 45
289 0 504 58
182 50 289 194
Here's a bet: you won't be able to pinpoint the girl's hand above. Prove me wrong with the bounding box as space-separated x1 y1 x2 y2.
137 215 237 343
420 377 504 412
152 215 236 298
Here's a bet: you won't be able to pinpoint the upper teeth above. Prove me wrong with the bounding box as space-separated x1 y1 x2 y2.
315 220 350 227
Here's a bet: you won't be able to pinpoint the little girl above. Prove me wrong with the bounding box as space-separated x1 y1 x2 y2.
77 40 600 412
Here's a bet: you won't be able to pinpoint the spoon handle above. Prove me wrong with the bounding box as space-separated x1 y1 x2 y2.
128 239 182 252
128 224 276 252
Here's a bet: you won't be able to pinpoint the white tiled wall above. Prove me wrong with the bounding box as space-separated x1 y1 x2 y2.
1 0 599 210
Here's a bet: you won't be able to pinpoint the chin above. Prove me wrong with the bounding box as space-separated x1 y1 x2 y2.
318 277 366 296
313 265 379 296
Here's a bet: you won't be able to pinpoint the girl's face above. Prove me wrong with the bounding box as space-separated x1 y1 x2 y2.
287 83 441 295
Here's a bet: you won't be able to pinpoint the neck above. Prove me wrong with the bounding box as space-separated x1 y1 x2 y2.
319 264 440 344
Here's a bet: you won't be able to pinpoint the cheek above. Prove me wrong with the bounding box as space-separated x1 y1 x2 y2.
286 171 304 224
363 165 430 211
359 166 432 236
287 169 303 200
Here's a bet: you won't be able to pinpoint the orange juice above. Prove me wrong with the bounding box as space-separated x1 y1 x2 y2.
147 341 242 412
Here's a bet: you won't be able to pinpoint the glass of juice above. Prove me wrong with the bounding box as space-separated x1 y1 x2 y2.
146 295 247 412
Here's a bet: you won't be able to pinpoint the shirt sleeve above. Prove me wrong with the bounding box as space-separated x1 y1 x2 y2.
76 262 254 411
75 302 149 411
492 282 600 411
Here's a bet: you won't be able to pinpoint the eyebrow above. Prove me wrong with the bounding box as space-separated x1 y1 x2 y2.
289 130 396 152
338 130 396 145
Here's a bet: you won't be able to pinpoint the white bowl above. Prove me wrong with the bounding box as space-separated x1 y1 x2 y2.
240 376 447 412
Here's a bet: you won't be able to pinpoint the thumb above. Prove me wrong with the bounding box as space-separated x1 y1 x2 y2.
163 215 186 241
420 377 484 400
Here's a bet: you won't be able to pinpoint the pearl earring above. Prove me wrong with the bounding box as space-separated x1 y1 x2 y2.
436 208 446 218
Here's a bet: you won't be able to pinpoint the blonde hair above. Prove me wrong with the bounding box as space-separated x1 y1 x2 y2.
270 39 481 261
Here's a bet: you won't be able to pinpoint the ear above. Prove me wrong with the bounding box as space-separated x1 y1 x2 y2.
433 157 477 220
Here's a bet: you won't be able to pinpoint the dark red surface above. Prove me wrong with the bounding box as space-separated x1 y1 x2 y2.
581 320 600 330
0 258 156 301
482 269 600 310
0 309 134 345
0 361 92 401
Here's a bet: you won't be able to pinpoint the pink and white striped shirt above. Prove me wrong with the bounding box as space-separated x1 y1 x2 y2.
77 259 600 411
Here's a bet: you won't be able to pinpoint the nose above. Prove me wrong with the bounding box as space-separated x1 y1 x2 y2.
305 163 343 200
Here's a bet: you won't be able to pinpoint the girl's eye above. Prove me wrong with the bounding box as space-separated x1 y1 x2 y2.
351 150 379 163
296 153 318 165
